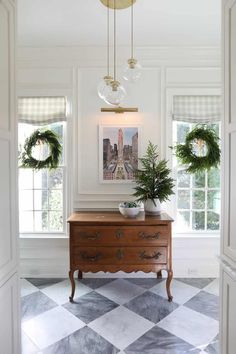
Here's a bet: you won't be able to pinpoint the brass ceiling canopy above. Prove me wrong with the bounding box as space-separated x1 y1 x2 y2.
100 0 136 10
101 107 138 113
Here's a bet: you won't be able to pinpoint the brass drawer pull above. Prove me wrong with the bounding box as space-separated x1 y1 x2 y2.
78 231 100 241
139 251 162 260
79 251 102 262
116 249 124 260
116 229 124 239
139 232 161 240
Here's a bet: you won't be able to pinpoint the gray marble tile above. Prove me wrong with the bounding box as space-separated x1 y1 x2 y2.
126 278 164 289
27 278 66 289
124 326 200 354
184 291 219 320
80 278 116 289
177 278 215 289
124 291 178 323
204 335 219 354
21 291 57 322
42 326 119 354
63 291 119 323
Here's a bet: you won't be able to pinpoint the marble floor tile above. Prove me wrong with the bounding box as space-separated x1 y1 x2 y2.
42 326 119 354
80 278 116 289
177 278 214 289
21 279 38 298
22 306 85 350
203 279 219 297
21 291 57 322
184 291 219 320
21 331 40 354
124 325 200 354
204 335 219 354
96 279 145 305
125 278 164 289
89 306 154 350
150 279 200 305
27 278 65 289
63 291 119 324
41 279 92 305
124 291 178 323
158 306 219 348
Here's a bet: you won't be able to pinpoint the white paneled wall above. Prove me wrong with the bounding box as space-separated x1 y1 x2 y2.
18 46 221 278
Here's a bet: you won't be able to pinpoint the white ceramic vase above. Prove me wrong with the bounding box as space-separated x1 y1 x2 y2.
144 198 161 215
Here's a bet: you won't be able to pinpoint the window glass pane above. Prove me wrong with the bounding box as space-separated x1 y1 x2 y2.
177 170 190 188
34 190 48 210
177 211 190 230
34 170 48 189
34 211 48 232
177 123 190 144
192 190 205 209
49 211 63 231
193 171 205 188
208 168 220 188
19 211 34 232
192 211 205 230
207 211 220 230
178 190 190 209
49 189 63 210
48 169 63 189
207 190 221 211
19 190 33 210
19 169 33 189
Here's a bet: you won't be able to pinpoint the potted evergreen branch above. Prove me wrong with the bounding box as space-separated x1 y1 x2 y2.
133 142 175 215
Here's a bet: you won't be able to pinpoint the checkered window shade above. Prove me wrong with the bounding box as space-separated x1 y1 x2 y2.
18 97 66 125
172 95 221 123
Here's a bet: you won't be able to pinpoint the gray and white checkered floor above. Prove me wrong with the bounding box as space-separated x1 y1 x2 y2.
21 277 219 354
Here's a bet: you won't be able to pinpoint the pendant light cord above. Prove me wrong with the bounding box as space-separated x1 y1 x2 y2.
107 1 110 76
114 0 116 81
131 0 134 59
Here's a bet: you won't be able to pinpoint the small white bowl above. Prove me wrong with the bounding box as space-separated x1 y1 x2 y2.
119 203 141 218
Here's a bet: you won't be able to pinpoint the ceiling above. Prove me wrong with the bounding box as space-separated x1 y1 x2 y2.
18 0 221 47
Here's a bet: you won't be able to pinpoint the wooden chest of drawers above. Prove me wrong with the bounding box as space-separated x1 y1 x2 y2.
68 211 173 302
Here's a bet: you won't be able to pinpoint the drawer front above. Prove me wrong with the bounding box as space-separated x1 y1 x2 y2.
70 226 169 245
71 246 167 265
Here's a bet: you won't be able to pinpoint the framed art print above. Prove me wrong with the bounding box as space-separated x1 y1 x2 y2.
99 125 140 183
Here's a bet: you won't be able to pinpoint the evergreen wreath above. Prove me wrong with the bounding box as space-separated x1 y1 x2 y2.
174 126 220 173
20 129 62 170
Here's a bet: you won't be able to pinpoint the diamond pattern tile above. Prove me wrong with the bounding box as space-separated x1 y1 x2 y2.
124 291 178 323
21 278 219 354
63 291 119 323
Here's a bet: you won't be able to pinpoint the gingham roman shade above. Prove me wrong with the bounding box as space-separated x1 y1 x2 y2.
18 97 66 125
172 95 221 123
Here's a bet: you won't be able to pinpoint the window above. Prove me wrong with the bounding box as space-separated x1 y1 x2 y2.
171 95 221 233
173 121 220 232
18 97 67 234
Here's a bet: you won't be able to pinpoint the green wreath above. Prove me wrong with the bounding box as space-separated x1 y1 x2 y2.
175 126 220 173
20 129 62 170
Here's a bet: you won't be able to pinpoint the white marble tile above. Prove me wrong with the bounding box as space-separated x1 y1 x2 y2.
157 306 219 348
150 279 200 305
89 306 154 350
21 331 39 354
41 279 92 305
96 279 145 305
22 306 85 350
203 278 219 296
21 279 38 298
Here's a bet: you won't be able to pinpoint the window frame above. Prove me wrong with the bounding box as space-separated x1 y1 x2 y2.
165 87 221 237
18 90 73 239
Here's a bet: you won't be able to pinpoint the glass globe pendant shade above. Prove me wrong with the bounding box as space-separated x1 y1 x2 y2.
122 58 142 83
97 75 113 99
104 80 126 106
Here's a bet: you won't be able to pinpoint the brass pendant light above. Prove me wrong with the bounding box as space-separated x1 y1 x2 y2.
100 0 136 10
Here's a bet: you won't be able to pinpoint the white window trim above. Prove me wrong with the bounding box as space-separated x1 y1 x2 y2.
18 89 74 239
165 87 221 236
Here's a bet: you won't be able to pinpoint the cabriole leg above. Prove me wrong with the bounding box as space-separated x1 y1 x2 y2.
69 270 75 302
166 269 173 302
157 270 162 279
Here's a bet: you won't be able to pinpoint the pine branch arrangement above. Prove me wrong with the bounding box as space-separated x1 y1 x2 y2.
133 142 175 203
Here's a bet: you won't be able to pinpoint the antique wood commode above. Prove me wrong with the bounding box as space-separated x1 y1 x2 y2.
67 211 173 302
